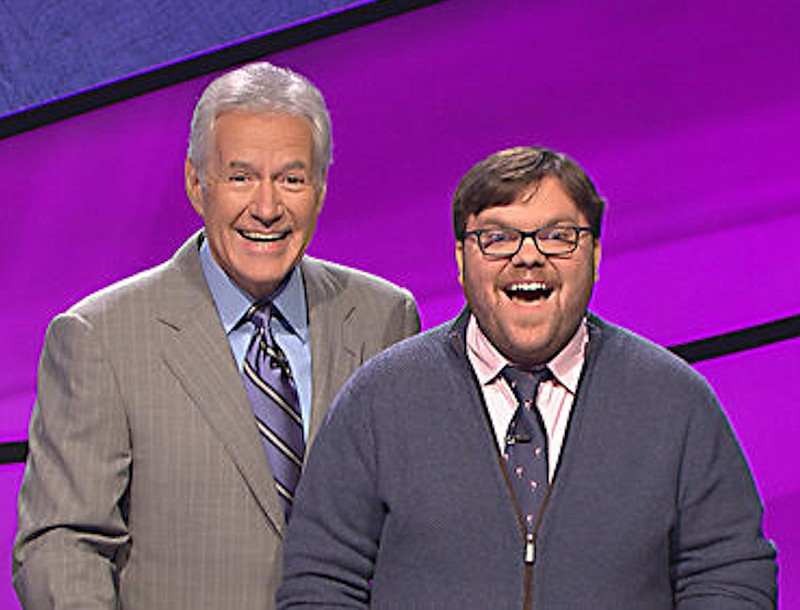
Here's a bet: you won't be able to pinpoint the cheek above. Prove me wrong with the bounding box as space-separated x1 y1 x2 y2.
289 198 319 229
463 264 501 312
558 263 595 310
207 195 244 227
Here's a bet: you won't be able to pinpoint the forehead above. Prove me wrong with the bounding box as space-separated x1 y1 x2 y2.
470 176 586 226
210 110 313 156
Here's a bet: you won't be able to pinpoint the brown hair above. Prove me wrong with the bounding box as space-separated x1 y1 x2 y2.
452 146 606 239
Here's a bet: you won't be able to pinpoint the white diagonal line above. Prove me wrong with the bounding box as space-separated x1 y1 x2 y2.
274 479 294 503
243 360 302 425
255 418 303 467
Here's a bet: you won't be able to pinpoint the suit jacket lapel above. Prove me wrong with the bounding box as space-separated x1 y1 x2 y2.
301 258 360 444
156 233 287 536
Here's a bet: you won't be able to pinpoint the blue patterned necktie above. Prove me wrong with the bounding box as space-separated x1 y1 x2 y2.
501 365 553 541
241 302 304 521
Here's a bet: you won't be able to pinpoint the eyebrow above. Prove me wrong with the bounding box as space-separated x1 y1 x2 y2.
476 215 581 229
217 155 313 181
225 160 259 175
270 159 310 179
222 159 310 179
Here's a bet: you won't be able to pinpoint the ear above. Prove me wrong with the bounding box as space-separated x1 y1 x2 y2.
185 159 204 216
455 240 465 287
314 182 327 214
592 239 602 282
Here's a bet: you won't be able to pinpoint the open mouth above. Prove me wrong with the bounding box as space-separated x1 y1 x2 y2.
238 229 291 243
503 281 553 303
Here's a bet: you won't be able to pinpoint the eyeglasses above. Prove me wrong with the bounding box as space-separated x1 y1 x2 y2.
209 168 314 196
461 225 595 258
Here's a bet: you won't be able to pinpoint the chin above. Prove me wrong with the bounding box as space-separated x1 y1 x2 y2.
509 348 551 367
502 326 561 363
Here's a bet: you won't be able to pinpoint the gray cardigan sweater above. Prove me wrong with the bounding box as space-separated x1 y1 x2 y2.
278 311 776 609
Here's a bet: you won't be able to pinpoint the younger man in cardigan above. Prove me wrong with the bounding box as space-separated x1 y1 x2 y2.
278 146 777 608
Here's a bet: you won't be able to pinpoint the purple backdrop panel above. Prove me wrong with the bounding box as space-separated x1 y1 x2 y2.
266 0 800 335
766 489 800 609
3 0 799 434
0 78 211 441
1 0 798 605
694 338 800 608
1 465 24 610
593 211 800 346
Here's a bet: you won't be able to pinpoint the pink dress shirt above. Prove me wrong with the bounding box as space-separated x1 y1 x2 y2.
465 315 589 482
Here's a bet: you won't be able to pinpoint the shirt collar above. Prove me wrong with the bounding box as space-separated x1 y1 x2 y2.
465 314 588 393
198 239 309 343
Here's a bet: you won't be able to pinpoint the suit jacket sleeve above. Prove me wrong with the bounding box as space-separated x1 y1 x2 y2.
14 311 131 609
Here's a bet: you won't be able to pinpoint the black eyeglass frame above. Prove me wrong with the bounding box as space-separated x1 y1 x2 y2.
460 225 596 258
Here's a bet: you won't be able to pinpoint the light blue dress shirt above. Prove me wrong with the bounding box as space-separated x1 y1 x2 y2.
198 239 313 439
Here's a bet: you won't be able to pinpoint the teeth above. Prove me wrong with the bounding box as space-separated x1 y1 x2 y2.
505 282 552 302
240 230 289 242
508 282 548 292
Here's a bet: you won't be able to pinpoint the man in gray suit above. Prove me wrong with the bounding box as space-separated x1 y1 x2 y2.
13 62 419 609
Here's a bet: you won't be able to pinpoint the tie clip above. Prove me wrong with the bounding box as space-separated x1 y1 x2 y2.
506 433 532 445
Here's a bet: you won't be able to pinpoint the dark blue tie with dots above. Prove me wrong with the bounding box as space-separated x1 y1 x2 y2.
501 365 553 546
241 302 304 521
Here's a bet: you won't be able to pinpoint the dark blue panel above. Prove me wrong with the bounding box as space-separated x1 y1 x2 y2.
0 0 374 117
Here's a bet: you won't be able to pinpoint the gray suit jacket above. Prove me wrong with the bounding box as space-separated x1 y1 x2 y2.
13 232 420 609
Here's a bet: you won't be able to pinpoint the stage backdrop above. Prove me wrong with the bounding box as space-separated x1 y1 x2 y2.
0 0 375 117
1 0 798 607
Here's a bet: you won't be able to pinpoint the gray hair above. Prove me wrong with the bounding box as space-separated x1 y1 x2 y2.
187 62 332 187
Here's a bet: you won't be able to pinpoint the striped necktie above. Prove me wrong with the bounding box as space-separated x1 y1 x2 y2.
241 302 304 520
501 366 552 541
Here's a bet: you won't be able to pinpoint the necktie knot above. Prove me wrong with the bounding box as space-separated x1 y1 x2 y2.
246 301 272 330
502 365 552 406
245 303 288 373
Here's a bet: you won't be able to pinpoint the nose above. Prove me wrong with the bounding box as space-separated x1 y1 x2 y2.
250 179 282 223
512 234 545 267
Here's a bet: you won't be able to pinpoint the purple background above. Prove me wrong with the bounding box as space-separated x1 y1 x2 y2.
2 0 798 606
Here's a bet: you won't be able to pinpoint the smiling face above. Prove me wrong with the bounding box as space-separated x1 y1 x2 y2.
186 110 324 299
456 176 600 367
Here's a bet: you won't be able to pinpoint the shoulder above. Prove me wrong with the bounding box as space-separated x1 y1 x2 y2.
301 256 415 304
587 313 718 409
321 319 465 437
67 262 166 317
343 319 461 392
591 315 703 376
63 233 202 323
301 256 419 339
577 316 742 469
